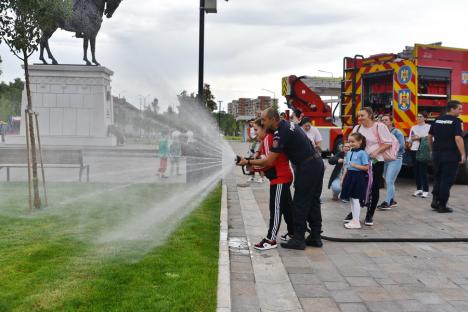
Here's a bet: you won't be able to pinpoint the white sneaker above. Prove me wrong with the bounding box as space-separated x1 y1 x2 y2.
413 190 423 197
255 177 264 183
421 192 429 198
344 220 361 229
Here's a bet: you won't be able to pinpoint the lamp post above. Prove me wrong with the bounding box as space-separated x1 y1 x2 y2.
199 0 222 105
218 100 223 131
318 69 334 78
261 88 276 109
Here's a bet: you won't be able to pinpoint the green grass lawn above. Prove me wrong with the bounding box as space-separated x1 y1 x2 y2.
223 136 241 141
0 182 221 312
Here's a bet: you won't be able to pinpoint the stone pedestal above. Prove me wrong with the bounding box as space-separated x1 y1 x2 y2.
8 64 116 146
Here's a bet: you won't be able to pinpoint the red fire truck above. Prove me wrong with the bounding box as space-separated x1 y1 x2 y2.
341 43 468 183
282 43 468 183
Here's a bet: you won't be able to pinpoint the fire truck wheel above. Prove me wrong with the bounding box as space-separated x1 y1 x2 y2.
456 136 468 185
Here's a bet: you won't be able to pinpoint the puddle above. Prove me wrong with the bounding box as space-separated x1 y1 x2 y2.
229 237 250 255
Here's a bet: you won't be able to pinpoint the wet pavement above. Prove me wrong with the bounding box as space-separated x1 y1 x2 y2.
226 141 468 312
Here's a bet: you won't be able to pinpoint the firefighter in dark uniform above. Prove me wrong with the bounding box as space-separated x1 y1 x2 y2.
428 100 466 213
238 108 325 250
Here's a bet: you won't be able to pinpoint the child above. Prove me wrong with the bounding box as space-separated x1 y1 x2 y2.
341 133 370 229
158 131 169 178
251 119 294 250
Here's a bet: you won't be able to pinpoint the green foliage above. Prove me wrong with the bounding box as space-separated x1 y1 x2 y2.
0 0 72 59
0 78 23 120
203 83 217 112
214 111 238 136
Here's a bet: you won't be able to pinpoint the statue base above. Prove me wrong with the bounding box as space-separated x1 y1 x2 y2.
13 64 116 146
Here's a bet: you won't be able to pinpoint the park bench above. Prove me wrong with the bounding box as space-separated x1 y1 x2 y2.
0 148 90 182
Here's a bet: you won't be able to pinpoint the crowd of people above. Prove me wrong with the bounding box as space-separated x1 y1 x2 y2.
238 100 466 251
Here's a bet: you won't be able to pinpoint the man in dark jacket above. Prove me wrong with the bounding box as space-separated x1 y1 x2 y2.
328 143 350 200
428 100 466 213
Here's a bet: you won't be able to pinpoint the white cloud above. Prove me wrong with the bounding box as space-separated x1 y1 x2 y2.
1 0 468 112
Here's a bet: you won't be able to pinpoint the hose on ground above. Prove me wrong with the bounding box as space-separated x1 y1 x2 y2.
320 235 468 243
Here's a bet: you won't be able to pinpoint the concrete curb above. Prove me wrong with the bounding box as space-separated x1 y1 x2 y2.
216 183 231 312
237 184 303 312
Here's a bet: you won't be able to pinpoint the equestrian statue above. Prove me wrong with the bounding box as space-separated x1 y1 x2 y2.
39 0 123 66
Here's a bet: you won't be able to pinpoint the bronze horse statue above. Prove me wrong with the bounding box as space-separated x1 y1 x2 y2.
39 0 123 66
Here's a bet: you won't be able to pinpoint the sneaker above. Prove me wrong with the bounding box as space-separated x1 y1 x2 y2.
413 190 423 197
390 199 398 207
377 201 392 211
421 192 429 198
247 176 255 182
254 238 277 251
343 212 353 223
255 177 265 183
280 238 306 250
280 233 293 241
344 220 361 229
364 215 374 226
305 235 323 247
341 198 350 203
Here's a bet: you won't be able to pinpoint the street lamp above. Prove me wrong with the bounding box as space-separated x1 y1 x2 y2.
218 100 223 131
261 88 276 100
261 88 277 109
318 69 334 78
199 0 222 105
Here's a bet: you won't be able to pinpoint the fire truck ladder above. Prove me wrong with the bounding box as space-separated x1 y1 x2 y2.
341 55 364 127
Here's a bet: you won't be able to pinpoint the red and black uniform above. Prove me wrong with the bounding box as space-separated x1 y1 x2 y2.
260 132 294 240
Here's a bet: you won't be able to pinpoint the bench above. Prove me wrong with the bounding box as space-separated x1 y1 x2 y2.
0 148 90 182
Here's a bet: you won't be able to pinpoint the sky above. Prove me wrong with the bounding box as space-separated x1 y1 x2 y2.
1 0 468 112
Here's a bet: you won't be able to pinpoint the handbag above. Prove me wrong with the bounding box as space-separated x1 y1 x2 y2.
370 123 399 161
416 137 431 162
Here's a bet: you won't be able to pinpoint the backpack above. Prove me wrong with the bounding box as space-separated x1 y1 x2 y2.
356 123 400 161
416 137 431 163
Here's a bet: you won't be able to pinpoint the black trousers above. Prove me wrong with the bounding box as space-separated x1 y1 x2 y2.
267 183 294 240
293 157 324 241
432 153 459 206
367 161 384 218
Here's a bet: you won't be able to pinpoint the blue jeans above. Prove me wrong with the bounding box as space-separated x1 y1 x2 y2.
331 177 341 197
384 158 403 203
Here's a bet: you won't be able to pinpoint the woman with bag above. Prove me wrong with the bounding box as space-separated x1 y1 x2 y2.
408 112 431 198
378 115 406 210
352 107 394 226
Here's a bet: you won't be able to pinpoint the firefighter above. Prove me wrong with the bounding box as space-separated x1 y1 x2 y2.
428 100 466 213
237 107 324 250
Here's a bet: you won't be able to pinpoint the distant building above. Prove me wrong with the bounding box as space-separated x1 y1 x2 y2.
113 96 140 137
227 96 278 120
227 96 278 142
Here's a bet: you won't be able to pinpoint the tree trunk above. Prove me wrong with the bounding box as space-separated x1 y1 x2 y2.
23 51 41 209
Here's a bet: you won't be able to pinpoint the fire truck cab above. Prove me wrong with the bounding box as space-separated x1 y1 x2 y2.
341 43 468 183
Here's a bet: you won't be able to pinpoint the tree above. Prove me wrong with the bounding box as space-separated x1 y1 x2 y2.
213 111 238 136
0 0 72 209
271 99 279 112
201 83 217 112
0 78 24 120
150 98 159 114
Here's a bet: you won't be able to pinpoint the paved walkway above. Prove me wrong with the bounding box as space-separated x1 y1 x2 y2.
226 142 468 312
